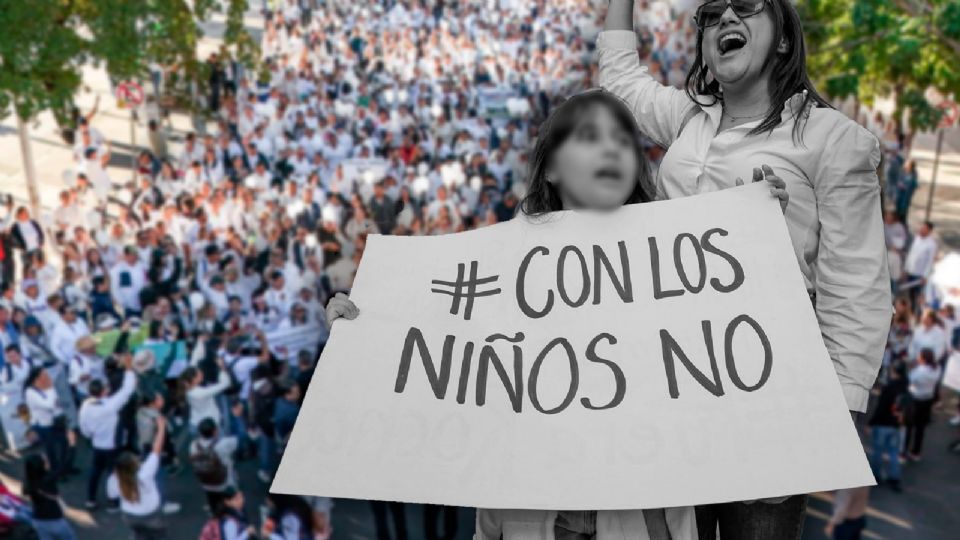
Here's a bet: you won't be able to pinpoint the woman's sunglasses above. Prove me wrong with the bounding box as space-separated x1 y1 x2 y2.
694 0 769 29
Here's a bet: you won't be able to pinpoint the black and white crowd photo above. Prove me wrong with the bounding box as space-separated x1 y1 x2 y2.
1 1 959 539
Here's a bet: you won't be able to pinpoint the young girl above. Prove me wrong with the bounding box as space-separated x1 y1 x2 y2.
325 90 788 539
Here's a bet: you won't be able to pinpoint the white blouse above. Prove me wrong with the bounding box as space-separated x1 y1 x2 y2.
107 452 161 516
598 30 892 412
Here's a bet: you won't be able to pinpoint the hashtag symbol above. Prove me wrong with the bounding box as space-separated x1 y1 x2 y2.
430 261 501 320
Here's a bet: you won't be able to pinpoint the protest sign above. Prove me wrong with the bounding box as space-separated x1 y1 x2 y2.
265 323 324 363
272 183 875 510
133 341 189 378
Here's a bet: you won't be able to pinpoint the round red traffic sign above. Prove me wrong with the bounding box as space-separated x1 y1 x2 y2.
116 81 144 107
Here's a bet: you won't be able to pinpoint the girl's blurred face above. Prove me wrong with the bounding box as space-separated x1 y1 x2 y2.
700 1 777 90
548 104 638 212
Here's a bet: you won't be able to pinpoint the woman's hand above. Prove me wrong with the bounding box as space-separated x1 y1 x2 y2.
735 165 789 212
326 292 359 325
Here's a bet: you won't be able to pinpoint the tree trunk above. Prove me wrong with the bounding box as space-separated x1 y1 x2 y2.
16 116 42 218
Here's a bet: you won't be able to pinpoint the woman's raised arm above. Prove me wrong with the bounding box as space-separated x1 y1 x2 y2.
604 0 634 31
598 1 696 149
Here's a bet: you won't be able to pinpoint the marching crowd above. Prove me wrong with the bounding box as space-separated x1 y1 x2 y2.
0 1 953 540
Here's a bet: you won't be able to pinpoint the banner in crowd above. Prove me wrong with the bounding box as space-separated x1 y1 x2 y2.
133 341 189 379
272 183 874 509
341 159 390 185
477 87 512 118
265 323 323 363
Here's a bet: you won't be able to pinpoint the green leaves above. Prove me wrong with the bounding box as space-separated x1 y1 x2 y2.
0 0 257 122
800 0 960 132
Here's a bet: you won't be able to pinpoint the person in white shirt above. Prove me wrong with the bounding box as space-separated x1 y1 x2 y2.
24 366 71 479
908 308 950 363
17 280 57 331
69 335 106 401
904 348 942 460
78 353 137 509
264 271 295 318
53 190 86 233
110 246 147 317
107 415 179 536
0 344 33 394
883 210 908 252
50 305 90 368
10 206 44 269
219 332 269 403
903 221 938 313
201 274 231 321
0 345 32 450
181 354 232 429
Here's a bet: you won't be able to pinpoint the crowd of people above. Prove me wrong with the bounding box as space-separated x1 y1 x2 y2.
0 1 953 540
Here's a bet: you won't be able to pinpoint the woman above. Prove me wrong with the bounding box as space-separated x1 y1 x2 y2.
263 494 316 540
908 308 948 365
83 247 108 281
884 298 913 381
902 348 941 461
23 454 76 540
107 415 168 540
178 358 232 431
203 487 254 540
895 159 918 222
600 2 891 537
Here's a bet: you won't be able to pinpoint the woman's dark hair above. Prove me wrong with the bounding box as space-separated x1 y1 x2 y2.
684 0 832 144
176 366 199 407
148 319 163 340
519 89 654 217
918 348 935 366
23 454 48 497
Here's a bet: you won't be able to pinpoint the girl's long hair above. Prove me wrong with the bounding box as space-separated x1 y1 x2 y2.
176 366 199 407
115 452 142 503
684 0 832 144
519 89 654 217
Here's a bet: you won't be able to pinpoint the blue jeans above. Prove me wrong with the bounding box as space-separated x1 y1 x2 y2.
869 426 901 481
33 424 69 478
228 400 249 452
696 495 808 540
32 518 77 540
258 431 276 475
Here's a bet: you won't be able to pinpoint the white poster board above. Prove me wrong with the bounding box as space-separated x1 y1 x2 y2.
272 183 875 509
266 323 324 364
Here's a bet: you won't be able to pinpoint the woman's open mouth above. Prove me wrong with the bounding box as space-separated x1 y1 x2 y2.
718 31 747 57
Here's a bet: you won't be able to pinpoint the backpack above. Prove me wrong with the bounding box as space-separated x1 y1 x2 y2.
190 440 228 487
198 517 222 540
